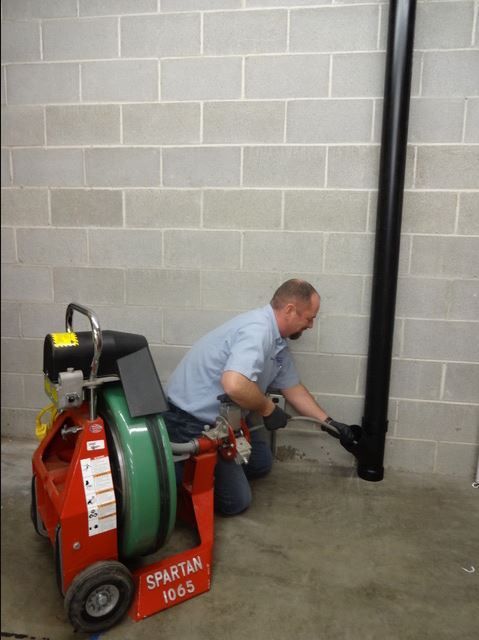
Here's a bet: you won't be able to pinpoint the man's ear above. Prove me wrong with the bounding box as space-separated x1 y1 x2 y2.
284 303 296 317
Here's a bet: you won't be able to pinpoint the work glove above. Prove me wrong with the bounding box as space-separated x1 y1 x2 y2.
263 406 291 431
322 417 361 447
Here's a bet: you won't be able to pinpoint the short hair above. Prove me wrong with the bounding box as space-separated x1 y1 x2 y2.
270 279 318 310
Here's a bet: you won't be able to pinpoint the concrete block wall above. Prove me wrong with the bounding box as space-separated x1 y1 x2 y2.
1 0 478 477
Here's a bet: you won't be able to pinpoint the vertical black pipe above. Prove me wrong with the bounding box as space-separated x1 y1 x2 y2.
357 0 417 481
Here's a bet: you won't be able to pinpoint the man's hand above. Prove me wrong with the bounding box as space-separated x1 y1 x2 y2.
263 406 291 431
322 417 360 446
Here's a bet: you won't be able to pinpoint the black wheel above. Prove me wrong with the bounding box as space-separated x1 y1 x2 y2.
64 561 135 633
30 476 48 538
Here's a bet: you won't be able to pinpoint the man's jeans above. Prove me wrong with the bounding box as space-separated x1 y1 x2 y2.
162 403 273 516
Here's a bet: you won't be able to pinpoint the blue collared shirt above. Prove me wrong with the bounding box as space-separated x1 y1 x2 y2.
166 304 300 423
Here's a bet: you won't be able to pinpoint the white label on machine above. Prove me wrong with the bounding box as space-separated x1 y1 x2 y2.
87 439 105 451
81 456 117 537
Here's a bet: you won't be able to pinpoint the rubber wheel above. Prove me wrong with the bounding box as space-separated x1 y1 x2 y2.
98 384 177 559
64 561 134 633
30 476 48 538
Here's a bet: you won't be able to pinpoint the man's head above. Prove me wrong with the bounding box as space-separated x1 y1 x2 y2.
270 279 320 340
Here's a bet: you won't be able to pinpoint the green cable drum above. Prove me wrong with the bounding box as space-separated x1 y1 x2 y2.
98 384 176 559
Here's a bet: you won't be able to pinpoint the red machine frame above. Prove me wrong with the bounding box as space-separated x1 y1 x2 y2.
32 400 244 625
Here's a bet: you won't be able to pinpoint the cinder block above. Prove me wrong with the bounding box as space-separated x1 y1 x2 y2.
1 67 6 104
23 374 47 410
164 230 241 269
246 54 329 99
162 0 240 9
414 2 474 49
1 408 38 439
164 309 236 345
396 277 450 319
122 103 200 145
1 265 52 302
319 315 369 355
332 53 385 98
1 338 43 374
46 105 120 145
422 51 479 97
200 270 281 310
287 99 373 143
3 0 77 18
1 20 41 62
53 267 124 304
121 13 200 57
444 363 479 403
243 231 323 272
1 149 11 186
82 60 158 102
161 57 241 101
1 106 45 146
293 353 359 394
290 6 378 52
126 269 201 307
43 17 118 60
6 63 79 105
327 146 379 189
12 149 83 187
2 189 48 227
389 359 442 400
403 320 479 362
436 443 479 477
80 0 157 15
246 0 331 6
1 302 20 337
85 148 161 187
465 98 479 143
243 146 326 187
89 229 163 268
1 229 16 263
20 303 70 338
416 146 479 189
204 9 287 55
407 98 464 143
150 345 190 386
449 280 479 321
314 393 365 425
203 101 284 144
312 274 364 315
1 373 24 408
411 237 479 278
458 193 479 235
325 233 373 275
17 228 88 266
163 147 240 187
397 401 479 445
125 190 201 228
84 304 164 344
384 438 436 474
51 189 123 227
284 191 368 231
402 191 457 234
203 190 282 229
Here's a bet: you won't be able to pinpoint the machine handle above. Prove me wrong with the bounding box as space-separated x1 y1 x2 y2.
65 302 103 382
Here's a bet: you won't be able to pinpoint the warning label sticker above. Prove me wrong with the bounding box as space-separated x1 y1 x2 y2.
80 456 117 537
51 332 79 348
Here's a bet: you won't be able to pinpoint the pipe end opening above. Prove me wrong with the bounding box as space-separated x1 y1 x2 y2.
357 465 384 482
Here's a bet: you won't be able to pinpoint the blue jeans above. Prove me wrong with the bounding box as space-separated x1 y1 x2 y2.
162 403 273 516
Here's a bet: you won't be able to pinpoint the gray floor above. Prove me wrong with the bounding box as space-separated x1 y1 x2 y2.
1 436 478 640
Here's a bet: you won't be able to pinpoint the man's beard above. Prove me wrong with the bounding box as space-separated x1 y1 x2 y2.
289 331 303 340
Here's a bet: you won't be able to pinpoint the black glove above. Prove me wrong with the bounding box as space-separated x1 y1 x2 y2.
263 406 291 431
322 417 361 446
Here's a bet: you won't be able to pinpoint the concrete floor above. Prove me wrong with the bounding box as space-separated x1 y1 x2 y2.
1 436 478 640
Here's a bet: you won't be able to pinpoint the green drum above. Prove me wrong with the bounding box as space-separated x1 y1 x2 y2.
98 384 176 559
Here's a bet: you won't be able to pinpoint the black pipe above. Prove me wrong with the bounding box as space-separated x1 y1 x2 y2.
356 0 418 481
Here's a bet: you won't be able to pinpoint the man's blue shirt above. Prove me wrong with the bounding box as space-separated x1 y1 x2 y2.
166 304 300 423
